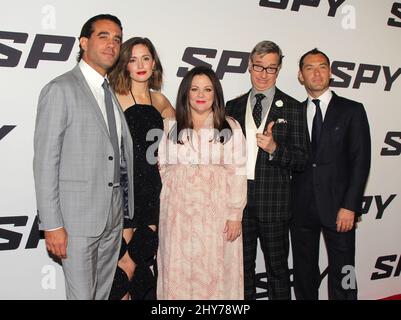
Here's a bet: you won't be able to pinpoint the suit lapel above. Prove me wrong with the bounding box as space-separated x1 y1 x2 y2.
111 89 128 142
264 87 283 132
316 92 341 158
233 90 250 137
71 65 110 138
302 100 312 155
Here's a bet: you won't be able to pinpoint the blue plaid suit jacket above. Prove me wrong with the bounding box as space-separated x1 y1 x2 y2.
226 87 308 222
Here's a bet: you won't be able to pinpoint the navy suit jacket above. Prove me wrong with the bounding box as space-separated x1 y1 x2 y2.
291 92 371 228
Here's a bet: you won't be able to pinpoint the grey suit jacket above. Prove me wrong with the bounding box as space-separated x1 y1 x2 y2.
33 65 134 237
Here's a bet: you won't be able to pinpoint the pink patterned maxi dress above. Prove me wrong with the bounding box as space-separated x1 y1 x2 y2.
157 114 247 300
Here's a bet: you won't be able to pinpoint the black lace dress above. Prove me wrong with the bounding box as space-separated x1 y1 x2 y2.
109 93 163 300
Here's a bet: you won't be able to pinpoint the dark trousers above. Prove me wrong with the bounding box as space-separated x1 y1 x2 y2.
243 180 290 300
290 199 357 300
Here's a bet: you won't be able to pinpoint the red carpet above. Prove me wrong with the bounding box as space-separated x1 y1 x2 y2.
380 294 401 300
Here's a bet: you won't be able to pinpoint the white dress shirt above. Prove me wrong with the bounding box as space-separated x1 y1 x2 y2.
79 60 122 150
306 89 333 138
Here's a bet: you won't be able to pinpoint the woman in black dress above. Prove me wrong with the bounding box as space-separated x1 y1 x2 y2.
108 37 175 300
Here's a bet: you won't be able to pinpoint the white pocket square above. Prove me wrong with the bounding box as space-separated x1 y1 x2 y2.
276 118 287 124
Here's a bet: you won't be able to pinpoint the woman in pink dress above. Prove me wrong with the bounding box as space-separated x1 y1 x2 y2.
157 66 247 299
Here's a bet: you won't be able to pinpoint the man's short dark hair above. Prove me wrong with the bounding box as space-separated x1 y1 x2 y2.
299 48 330 70
77 14 122 62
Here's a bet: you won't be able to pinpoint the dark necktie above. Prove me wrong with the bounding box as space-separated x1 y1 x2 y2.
311 98 323 157
252 93 265 128
102 79 120 183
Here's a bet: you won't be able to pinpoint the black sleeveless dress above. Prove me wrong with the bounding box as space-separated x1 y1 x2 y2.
109 95 163 300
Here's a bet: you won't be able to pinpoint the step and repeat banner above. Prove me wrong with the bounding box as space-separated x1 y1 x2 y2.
1 0 400 299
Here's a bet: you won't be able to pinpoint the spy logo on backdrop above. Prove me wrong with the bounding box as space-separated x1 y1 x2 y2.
259 0 401 29
0 125 16 141
361 194 397 220
331 62 401 92
381 132 401 155
0 215 42 251
259 0 347 17
0 31 75 68
0 5 75 68
371 254 401 280
388 2 401 28
177 47 250 80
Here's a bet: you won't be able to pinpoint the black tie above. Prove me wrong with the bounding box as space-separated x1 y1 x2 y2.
311 99 323 157
252 93 265 128
102 79 120 183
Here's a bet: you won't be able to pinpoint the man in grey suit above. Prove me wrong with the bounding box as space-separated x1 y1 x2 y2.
33 14 134 300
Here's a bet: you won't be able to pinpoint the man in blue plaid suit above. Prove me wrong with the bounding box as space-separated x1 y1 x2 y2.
226 41 308 300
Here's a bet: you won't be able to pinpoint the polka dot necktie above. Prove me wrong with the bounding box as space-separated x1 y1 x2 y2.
252 93 265 128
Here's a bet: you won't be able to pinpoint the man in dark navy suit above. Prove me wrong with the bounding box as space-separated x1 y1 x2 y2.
290 48 371 300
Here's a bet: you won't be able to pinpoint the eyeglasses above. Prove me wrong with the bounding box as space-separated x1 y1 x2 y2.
252 64 278 74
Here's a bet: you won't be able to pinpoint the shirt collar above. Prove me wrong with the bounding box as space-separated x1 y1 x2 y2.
308 88 333 106
79 59 107 88
251 85 276 102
